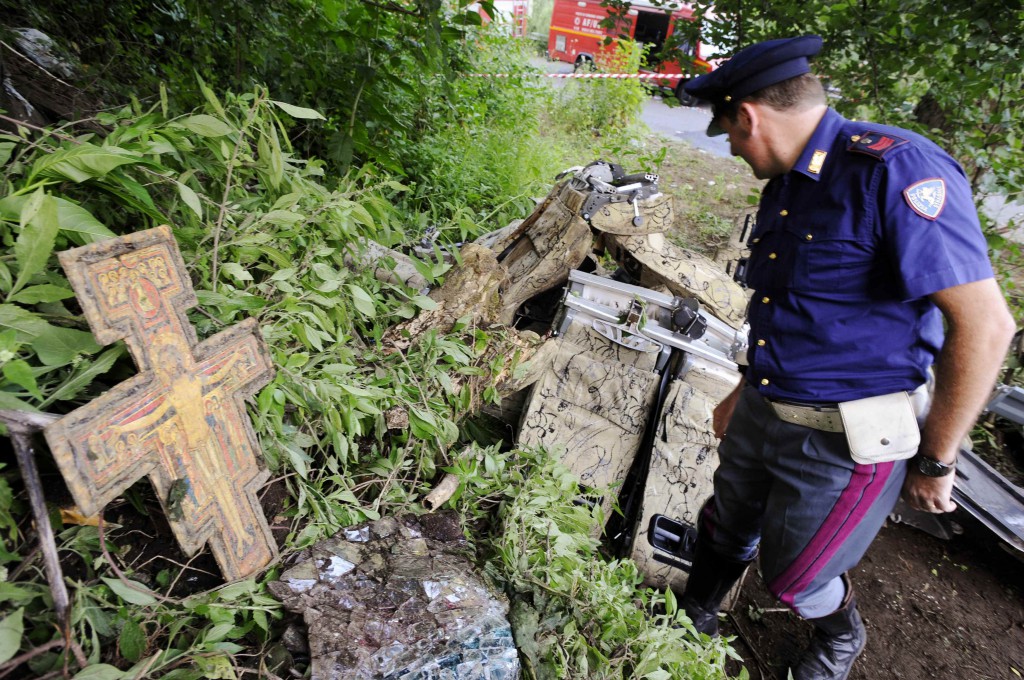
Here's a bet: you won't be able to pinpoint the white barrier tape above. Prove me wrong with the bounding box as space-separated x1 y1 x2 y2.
469 72 686 79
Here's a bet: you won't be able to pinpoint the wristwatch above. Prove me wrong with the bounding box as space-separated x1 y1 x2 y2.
914 454 956 477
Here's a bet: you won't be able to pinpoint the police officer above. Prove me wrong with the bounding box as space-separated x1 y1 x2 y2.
678 36 1015 680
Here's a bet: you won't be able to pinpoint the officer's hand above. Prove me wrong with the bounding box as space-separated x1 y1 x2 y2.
901 469 957 514
713 381 744 439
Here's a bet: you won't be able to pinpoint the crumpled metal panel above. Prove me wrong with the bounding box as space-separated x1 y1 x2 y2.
603 233 749 330
269 513 520 680
630 359 741 598
516 334 660 522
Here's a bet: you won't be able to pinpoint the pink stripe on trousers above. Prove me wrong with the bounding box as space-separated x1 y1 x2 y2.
769 461 895 608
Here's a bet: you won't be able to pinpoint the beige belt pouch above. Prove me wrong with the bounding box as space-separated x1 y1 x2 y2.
838 391 920 465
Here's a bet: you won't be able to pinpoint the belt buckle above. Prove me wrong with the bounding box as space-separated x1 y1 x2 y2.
767 398 843 432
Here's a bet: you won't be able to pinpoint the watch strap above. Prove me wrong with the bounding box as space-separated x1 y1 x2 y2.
914 453 956 477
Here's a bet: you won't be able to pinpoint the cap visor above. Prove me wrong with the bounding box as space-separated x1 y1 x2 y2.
706 117 726 137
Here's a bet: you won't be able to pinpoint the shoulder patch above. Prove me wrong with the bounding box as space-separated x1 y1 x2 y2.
903 178 946 220
847 131 909 159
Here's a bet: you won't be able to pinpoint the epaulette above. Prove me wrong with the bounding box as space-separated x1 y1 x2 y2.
847 131 909 160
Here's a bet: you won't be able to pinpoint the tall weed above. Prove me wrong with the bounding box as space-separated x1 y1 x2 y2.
554 40 649 137
401 33 568 239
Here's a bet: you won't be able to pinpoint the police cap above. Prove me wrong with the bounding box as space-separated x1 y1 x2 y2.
685 35 823 134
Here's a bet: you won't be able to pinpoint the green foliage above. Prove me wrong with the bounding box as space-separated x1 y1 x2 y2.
681 207 734 254
688 0 1024 210
527 0 555 37
481 448 738 679
400 34 567 237
0 3 680 677
0 85 520 674
2 0 534 219
555 40 650 136
0 607 23 664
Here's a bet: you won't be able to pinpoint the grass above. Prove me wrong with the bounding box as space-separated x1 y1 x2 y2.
651 136 763 258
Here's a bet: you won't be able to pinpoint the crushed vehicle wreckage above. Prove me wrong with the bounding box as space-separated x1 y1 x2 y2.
368 160 1024 598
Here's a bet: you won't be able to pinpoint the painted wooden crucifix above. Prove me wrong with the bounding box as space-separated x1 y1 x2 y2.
44 226 277 580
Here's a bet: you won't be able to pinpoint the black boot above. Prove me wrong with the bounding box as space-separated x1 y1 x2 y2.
792 575 867 680
679 533 752 636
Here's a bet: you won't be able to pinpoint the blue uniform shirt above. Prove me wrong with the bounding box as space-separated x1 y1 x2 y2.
745 108 994 403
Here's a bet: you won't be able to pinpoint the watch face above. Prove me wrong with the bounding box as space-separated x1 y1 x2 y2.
916 456 953 477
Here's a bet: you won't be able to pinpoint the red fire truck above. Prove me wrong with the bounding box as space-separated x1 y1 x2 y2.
547 0 713 104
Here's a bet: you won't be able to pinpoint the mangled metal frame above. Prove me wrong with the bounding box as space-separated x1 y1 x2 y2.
472 160 752 596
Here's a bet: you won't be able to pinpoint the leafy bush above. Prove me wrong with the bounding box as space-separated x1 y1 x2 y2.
0 83 505 674
477 448 738 680
554 40 650 137
0 2 703 676
398 33 568 238
1 1 544 215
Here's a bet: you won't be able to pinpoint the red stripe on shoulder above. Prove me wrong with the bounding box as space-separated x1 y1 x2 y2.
847 131 909 160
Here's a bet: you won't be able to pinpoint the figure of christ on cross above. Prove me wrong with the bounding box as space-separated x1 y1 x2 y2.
46 226 278 581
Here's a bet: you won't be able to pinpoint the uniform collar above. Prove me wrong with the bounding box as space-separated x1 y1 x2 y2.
791 108 846 182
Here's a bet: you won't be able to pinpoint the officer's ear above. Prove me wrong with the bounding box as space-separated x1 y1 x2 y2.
735 101 758 137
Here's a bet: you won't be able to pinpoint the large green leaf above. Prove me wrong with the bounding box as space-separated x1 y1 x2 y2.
0 305 51 341
348 284 376 317
42 345 124 408
30 326 102 367
0 607 23 664
7 284 75 305
194 654 237 679
12 190 59 295
30 143 141 183
71 664 126 680
0 390 40 413
0 582 41 606
2 360 42 399
177 181 203 218
0 142 14 168
118 618 147 663
101 577 157 606
270 100 326 120
197 74 227 118
221 262 254 282
215 579 257 602
0 194 115 244
179 114 234 137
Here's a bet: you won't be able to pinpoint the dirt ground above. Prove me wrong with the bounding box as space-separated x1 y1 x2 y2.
723 514 1024 680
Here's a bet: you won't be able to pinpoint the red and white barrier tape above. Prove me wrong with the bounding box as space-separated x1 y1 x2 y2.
469 72 685 79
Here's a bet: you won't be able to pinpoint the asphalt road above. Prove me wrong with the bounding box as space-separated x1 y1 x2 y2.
531 55 732 158
640 95 732 159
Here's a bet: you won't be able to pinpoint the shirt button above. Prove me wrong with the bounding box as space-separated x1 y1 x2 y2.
757 339 766 346
761 296 770 304
779 209 789 217
805 234 813 241
768 252 777 260
760 378 770 386
752 237 761 244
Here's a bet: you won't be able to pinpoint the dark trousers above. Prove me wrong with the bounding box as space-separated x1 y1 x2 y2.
703 384 908 618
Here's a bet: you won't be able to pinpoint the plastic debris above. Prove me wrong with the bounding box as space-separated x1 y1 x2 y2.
270 512 520 679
